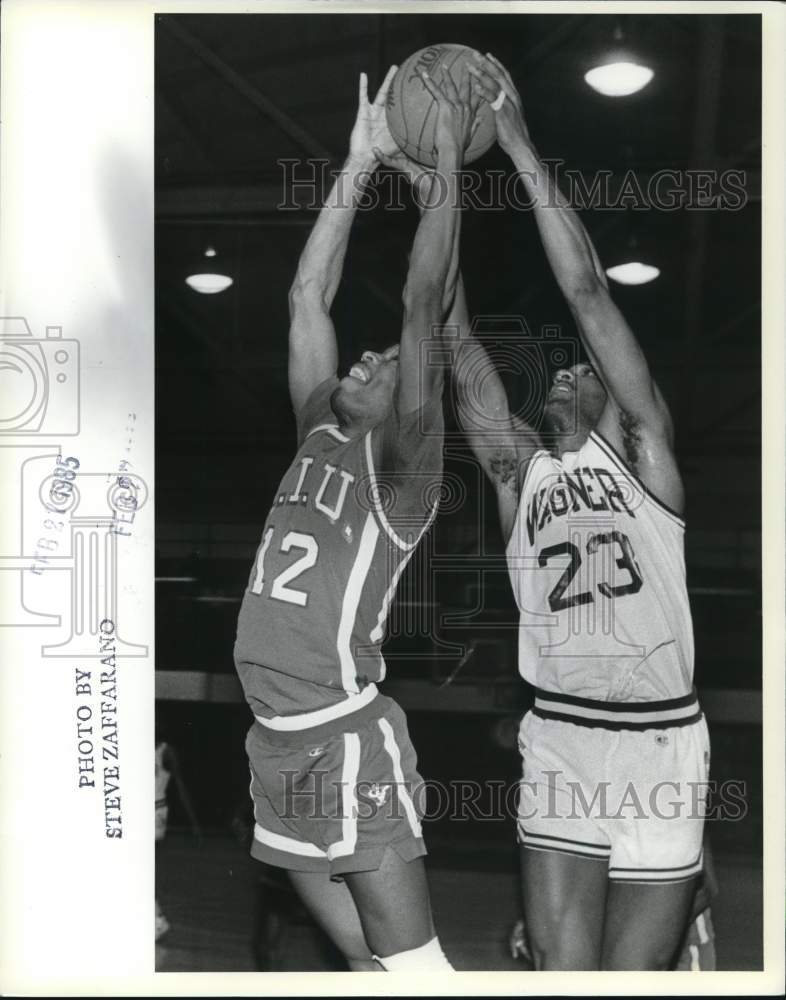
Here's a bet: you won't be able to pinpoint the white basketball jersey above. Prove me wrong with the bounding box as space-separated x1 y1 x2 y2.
507 430 693 701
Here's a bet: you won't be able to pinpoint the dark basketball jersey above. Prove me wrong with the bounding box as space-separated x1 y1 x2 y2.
234 377 442 722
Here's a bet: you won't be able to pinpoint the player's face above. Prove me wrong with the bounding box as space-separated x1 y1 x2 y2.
331 345 400 427
542 363 607 431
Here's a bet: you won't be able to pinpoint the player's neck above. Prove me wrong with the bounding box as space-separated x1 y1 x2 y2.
329 397 377 439
335 413 375 439
550 426 591 458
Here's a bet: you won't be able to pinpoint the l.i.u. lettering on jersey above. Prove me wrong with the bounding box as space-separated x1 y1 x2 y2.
250 446 365 607
235 409 441 723
274 455 356 522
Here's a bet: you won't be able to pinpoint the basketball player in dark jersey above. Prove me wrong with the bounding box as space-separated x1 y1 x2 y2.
234 68 481 970
443 53 708 970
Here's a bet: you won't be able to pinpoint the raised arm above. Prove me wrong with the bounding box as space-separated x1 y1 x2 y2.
375 144 541 541
288 67 397 415
470 54 682 511
449 276 542 542
394 68 477 417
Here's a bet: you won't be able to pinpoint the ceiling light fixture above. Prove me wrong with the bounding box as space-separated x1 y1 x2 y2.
185 272 233 294
605 261 660 285
185 245 233 294
584 21 654 97
584 61 654 97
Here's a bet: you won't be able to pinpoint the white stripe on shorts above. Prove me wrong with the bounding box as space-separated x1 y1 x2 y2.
534 693 698 727
519 827 610 860
326 732 361 860
609 850 703 883
379 717 422 839
248 764 327 858
253 822 327 857
254 683 378 731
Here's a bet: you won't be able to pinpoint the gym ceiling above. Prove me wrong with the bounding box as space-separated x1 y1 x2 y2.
154 12 761 537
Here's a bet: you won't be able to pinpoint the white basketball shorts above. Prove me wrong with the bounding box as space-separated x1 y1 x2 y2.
517 687 710 883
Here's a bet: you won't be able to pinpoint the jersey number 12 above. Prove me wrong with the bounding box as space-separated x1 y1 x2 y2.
250 528 318 606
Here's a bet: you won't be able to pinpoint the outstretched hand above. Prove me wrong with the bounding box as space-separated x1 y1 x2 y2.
419 62 484 163
468 52 530 155
349 66 399 161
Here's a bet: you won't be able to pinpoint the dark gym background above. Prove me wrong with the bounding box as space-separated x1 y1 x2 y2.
154 12 762 970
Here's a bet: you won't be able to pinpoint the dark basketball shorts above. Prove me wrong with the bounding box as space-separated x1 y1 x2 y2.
246 693 426 878
517 688 710 883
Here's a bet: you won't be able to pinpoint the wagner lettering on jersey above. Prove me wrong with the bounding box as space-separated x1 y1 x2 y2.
525 465 639 546
508 433 693 702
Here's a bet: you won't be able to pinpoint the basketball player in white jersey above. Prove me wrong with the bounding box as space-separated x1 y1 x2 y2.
458 53 710 969
234 68 480 970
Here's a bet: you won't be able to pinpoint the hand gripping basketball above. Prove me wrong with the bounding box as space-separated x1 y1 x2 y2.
419 63 482 164
385 44 497 167
467 51 530 155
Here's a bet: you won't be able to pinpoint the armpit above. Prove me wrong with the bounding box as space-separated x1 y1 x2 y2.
618 409 643 471
489 448 519 489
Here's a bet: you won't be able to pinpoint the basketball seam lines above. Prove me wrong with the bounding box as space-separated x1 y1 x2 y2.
412 45 468 162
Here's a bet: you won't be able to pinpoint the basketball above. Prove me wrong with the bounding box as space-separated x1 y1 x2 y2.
386 43 497 167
